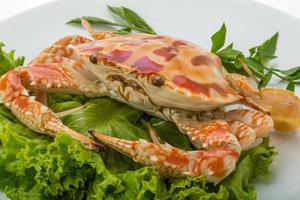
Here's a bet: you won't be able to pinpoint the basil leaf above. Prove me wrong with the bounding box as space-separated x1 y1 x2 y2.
211 23 226 53
67 6 156 35
107 5 127 22
216 43 242 61
252 32 279 63
222 62 242 74
215 42 249 76
115 27 132 35
249 46 258 56
290 73 300 80
0 42 25 76
258 71 273 89
67 16 120 26
287 81 295 91
122 6 156 34
66 17 82 24
245 57 265 73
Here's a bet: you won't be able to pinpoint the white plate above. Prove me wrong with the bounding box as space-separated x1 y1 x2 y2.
0 0 299 199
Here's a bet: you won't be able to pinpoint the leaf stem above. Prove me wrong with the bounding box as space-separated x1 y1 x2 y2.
87 22 155 34
262 66 291 81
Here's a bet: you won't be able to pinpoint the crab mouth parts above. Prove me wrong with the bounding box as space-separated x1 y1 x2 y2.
104 73 162 112
106 74 147 100
107 74 146 94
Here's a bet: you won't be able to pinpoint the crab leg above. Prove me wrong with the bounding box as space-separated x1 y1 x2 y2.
225 109 274 138
0 35 107 149
10 96 102 150
89 122 240 183
175 120 241 151
44 35 92 49
30 35 97 103
225 120 256 150
31 52 83 68
0 63 106 150
81 19 116 40
31 35 93 65
225 73 266 112
147 123 163 144
31 52 98 84
31 35 99 79
29 34 107 104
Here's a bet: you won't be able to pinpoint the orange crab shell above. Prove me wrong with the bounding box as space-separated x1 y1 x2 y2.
76 33 242 111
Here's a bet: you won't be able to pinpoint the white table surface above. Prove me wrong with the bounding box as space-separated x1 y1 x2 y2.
0 0 300 22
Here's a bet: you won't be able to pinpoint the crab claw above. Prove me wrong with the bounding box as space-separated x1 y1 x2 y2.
89 130 240 183
259 88 300 132
225 73 300 132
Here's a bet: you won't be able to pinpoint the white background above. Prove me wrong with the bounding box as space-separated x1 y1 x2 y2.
0 0 300 199
0 0 300 22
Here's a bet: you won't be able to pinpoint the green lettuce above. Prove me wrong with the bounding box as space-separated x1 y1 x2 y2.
0 42 25 76
221 137 276 200
0 98 276 200
61 98 149 173
0 110 124 200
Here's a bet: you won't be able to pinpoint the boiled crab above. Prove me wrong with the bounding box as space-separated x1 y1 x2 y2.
0 20 299 183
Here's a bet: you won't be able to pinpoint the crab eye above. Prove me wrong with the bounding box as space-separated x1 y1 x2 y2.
150 74 165 87
89 53 98 64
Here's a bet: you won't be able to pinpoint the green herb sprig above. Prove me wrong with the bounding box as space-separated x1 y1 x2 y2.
211 23 300 91
67 6 156 35
0 42 25 76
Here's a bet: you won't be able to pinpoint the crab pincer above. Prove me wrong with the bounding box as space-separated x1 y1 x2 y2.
226 73 300 133
89 120 241 183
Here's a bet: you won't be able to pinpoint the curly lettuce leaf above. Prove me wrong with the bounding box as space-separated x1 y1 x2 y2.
221 137 276 200
0 108 123 200
168 176 228 200
114 167 168 200
0 42 25 76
